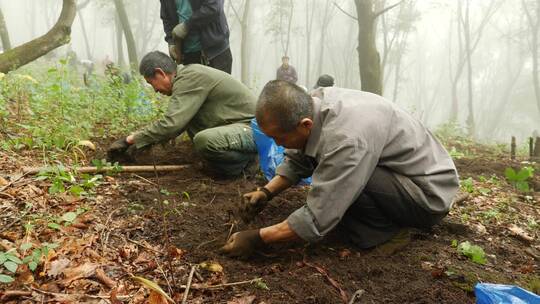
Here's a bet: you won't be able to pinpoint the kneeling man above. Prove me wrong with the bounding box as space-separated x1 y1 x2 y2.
107 51 257 177
221 80 460 258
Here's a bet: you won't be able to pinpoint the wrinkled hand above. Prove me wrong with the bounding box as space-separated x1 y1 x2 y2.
237 190 269 223
107 137 130 162
219 229 264 259
172 23 189 40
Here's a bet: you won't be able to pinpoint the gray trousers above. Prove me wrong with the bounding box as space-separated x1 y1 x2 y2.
341 167 447 248
192 123 257 177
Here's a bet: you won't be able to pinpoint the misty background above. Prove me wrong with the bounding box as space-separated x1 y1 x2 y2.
1 0 538 143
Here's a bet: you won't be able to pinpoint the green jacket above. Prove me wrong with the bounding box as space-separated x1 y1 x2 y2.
133 64 256 148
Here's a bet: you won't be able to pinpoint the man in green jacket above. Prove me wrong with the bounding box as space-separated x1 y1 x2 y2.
107 51 257 177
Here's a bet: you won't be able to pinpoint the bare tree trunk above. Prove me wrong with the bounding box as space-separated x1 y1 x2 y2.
77 8 92 60
115 12 125 67
523 0 540 116
283 0 294 56
354 0 383 95
304 0 315 87
0 0 76 73
463 0 475 137
240 0 252 85
316 0 333 79
113 0 138 68
0 6 11 51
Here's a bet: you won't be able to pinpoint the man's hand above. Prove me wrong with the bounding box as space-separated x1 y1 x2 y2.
172 23 189 40
219 229 264 259
237 190 269 223
107 137 130 161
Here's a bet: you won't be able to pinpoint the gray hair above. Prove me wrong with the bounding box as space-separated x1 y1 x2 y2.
139 51 177 78
256 80 313 132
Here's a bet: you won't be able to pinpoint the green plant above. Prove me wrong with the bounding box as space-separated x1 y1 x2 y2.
457 241 486 265
0 249 23 283
461 177 474 193
505 166 534 192
36 165 103 196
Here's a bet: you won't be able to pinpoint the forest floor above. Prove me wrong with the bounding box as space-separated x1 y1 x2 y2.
0 138 539 304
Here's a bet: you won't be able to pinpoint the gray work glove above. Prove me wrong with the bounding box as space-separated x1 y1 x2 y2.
172 23 189 40
168 44 178 62
219 229 265 259
236 190 270 223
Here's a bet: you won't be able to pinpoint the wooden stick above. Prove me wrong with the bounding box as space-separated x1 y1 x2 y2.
22 164 191 175
181 265 197 304
29 287 132 300
511 136 516 160
181 278 262 290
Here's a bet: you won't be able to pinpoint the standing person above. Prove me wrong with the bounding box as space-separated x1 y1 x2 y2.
107 51 256 177
276 56 298 84
220 81 460 258
159 0 232 74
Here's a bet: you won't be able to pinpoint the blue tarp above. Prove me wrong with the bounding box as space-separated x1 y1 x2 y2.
475 283 540 304
251 119 311 184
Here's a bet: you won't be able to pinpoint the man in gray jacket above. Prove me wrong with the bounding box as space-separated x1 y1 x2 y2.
220 80 460 258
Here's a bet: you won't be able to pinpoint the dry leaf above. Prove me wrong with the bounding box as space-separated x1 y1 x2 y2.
199 261 223 273
227 295 256 304
132 276 175 304
48 258 71 277
60 262 98 285
147 290 169 304
77 140 96 151
0 176 8 186
167 246 186 260
338 249 352 260
508 224 534 242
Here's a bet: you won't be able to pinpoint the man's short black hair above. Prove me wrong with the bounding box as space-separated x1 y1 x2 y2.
256 80 313 132
139 51 177 78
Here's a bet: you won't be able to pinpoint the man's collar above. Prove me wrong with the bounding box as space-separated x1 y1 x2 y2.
304 97 322 158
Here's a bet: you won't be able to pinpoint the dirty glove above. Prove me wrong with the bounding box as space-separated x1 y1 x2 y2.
168 44 178 62
107 137 130 161
172 23 189 40
219 229 265 259
237 188 271 223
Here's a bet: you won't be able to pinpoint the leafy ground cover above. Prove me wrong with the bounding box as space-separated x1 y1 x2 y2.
0 65 538 303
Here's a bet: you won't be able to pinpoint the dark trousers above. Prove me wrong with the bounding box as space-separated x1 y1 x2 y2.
182 48 233 74
341 167 447 248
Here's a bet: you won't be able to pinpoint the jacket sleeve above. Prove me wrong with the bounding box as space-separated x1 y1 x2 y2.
187 0 220 29
287 139 379 242
132 73 211 148
291 66 298 84
160 0 177 45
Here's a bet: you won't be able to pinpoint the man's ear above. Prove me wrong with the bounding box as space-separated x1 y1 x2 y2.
299 118 313 131
154 68 166 78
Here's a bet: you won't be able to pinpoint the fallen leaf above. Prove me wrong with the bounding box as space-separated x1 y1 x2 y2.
0 176 8 186
227 295 256 304
338 249 352 260
147 290 169 304
473 223 487 235
199 261 223 273
48 258 71 277
16 265 34 285
77 140 96 151
132 276 175 304
508 224 534 242
60 262 97 285
167 246 185 260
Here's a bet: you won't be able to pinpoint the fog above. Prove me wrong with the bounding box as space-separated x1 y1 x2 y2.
1 0 539 143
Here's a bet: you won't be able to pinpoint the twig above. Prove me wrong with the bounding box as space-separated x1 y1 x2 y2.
333 2 357 20
0 172 28 193
95 268 117 289
0 211 27 233
181 265 197 304
226 223 236 241
155 258 174 298
348 289 365 304
303 259 348 304
374 0 404 19
180 278 262 290
22 165 191 175
131 173 158 186
29 287 133 300
195 237 219 250
0 192 15 199
127 238 162 255
0 290 32 301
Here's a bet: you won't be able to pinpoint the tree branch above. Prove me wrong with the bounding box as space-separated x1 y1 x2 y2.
333 2 357 20
374 0 404 19
229 0 242 24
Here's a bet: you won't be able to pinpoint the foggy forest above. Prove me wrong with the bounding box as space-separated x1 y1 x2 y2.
0 0 539 303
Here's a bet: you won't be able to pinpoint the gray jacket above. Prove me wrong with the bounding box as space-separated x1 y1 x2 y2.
276 87 459 242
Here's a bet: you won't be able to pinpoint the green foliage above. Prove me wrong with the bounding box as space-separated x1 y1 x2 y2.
461 177 474 193
36 165 103 196
21 243 59 272
0 249 23 282
457 241 486 265
505 166 534 192
253 278 270 290
0 59 164 156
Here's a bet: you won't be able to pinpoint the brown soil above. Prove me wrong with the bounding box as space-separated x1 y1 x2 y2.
104 141 538 303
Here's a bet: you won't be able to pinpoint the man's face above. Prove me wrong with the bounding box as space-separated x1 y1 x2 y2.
259 116 312 150
145 68 173 96
282 57 289 66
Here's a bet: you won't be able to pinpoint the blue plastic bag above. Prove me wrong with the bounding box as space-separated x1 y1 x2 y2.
475 283 540 304
251 119 311 184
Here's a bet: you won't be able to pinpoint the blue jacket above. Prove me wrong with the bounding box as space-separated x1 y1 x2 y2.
160 0 230 60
